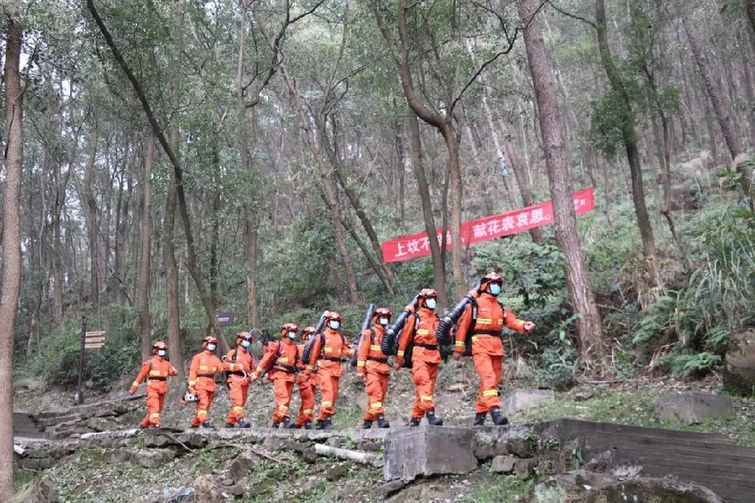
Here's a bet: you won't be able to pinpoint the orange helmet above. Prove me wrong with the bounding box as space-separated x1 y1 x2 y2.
202 336 219 349
419 288 437 299
373 307 393 319
236 332 253 346
302 326 316 341
152 341 168 354
281 322 299 335
482 272 503 284
481 271 504 294
325 311 342 322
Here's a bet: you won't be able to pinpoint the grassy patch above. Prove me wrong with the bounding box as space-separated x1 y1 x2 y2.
471 474 534 502
517 388 755 446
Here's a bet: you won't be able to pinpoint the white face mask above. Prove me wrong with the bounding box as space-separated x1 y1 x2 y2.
157 350 167 357
206 343 216 352
287 331 297 340
378 317 389 326
329 320 340 330
425 298 437 310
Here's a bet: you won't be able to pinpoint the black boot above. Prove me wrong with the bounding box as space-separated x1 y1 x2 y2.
225 422 236 428
362 420 373 429
490 407 509 426
201 421 215 429
315 419 325 430
271 421 280 429
376 416 390 429
321 417 333 430
474 413 486 426
426 411 443 426
303 421 312 430
282 417 291 429
287 422 300 429
237 419 250 429
409 418 421 427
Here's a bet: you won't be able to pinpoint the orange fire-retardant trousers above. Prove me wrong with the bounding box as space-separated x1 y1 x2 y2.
273 379 294 422
317 373 340 420
295 381 315 426
191 389 215 426
363 372 389 421
140 389 166 428
226 381 250 425
473 352 503 413
411 361 438 419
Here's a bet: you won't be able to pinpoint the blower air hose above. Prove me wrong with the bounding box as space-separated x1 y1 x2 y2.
381 295 420 355
350 304 376 367
435 283 481 345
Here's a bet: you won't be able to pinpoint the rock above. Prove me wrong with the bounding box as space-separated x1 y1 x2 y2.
491 455 516 474
473 424 534 461
514 458 538 479
724 328 755 397
526 470 724 503
379 479 409 497
445 383 466 392
325 436 343 448
653 392 734 424
507 436 538 458
571 385 600 401
194 474 222 503
356 439 383 452
106 447 176 468
302 475 319 492
384 425 477 481
222 482 245 497
8 477 58 503
13 377 45 391
149 487 195 503
228 451 259 481
326 462 350 481
262 436 288 450
502 389 555 417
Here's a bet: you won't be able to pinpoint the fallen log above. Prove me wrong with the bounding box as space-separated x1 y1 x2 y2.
314 443 383 467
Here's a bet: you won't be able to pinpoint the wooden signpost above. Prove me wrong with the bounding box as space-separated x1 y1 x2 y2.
74 316 107 405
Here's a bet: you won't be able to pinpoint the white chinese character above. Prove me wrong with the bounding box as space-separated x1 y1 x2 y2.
395 242 408 257
517 212 529 227
472 224 488 239
420 237 430 251
407 240 421 254
530 208 544 223
501 216 515 231
486 219 501 235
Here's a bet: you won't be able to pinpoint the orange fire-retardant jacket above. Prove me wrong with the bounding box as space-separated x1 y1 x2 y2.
132 356 177 394
356 325 390 375
396 306 441 366
188 351 224 392
224 347 255 384
454 292 527 356
255 339 301 382
306 327 353 377
297 342 318 386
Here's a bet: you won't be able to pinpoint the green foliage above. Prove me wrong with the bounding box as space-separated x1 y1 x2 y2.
588 90 631 158
29 304 140 390
660 351 722 378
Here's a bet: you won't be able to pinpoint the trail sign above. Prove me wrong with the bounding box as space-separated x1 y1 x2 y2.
215 313 236 327
84 330 107 350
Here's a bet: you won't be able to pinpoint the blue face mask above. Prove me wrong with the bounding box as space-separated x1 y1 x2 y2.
489 283 502 296
207 344 216 352
157 350 167 357
241 340 251 349
329 321 340 330
425 298 437 310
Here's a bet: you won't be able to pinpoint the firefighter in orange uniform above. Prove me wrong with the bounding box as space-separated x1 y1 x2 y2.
356 308 393 429
292 326 317 429
223 332 256 428
187 336 224 428
130 341 178 429
252 323 301 428
395 289 444 426
306 311 353 430
453 272 535 426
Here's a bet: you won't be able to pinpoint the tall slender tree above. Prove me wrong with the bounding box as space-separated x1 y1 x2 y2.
0 15 24 500
519 0 605 367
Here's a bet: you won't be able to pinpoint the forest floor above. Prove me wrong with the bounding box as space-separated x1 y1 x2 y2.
13 361 755 502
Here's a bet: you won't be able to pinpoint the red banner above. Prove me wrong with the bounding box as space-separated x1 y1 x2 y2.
381 188 595 263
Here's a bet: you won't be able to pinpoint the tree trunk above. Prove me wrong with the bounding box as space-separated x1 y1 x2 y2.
595 0 657 266
519 0 604 368
682 14 740 160
0 17 23 500
747 0 755 38
244 215 259 327
83 126 100 306
407 110 448 307
138 135 154 362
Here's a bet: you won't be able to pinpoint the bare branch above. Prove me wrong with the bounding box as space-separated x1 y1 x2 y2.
548 1 597 29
